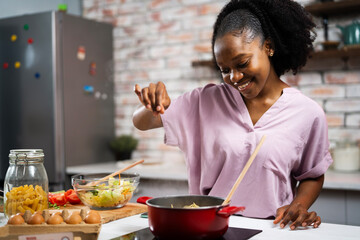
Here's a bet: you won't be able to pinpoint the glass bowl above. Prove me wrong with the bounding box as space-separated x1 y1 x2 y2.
71 172 140 210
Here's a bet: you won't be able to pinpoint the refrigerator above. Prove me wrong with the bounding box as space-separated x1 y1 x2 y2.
0 11 115 190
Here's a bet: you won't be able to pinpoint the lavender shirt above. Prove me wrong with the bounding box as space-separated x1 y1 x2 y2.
161 83 333 218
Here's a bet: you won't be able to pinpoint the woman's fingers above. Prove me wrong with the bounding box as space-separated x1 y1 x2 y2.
302 211 317 227
140 87 151 109
134 84 143 104
290 212 308 230
135 82 168 114
313 216 321 228
148 83 157 110
273 207 286 224
155 82 166 114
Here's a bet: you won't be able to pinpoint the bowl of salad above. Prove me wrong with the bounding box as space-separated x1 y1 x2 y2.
71 172 140 210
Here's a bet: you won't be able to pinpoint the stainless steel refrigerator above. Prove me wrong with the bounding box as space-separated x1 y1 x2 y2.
0 11 115 190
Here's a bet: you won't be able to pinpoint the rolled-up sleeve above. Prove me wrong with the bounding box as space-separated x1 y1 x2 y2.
293 112 333 181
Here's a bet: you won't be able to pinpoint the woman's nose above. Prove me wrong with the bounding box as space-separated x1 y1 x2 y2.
230 71 244 84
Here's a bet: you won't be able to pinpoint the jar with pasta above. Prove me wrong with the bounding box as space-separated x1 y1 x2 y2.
4 149 49 218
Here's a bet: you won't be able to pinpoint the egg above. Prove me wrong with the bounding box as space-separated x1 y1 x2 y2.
28 213 45 225
47 213 64 225
84 210 101 224
65 212 83 224
7 213 25 225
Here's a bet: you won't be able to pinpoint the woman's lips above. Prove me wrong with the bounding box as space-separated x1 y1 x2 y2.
235 79 253 92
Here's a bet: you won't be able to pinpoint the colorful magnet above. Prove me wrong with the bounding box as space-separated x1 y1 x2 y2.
3 63 9 69
11 35 17 42
77 46 86 61
101 93 108 100
89 62 96 75
27 38 33 44
83 85 94 94
34 72 40 78
24 24 29 30
94 91 101 99
14 61 21 68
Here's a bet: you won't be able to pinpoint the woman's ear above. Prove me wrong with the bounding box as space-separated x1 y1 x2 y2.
264 39 274 57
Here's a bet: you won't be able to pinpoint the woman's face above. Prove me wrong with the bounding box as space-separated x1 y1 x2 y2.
214 32 273 100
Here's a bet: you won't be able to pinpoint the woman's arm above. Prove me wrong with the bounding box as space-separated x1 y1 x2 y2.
132 82 171 131
133 105 163 130
273 174 324 230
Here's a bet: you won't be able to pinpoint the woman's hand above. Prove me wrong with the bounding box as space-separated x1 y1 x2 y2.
273 204 321 230
134 82 171 115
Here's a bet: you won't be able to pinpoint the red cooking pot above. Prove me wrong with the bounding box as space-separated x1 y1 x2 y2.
137 195 245 240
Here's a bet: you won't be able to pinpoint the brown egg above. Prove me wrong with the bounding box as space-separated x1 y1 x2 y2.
28 213 45 225
84 211 101 224
47 213 64 225
7 213 25 225
65 212 82 224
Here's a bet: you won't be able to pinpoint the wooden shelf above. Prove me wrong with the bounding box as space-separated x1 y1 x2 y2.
191 47 360 71
309 47 360 59
305 0 360 17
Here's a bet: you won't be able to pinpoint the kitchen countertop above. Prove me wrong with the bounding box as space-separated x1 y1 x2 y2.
1 213 359 239
66 160 360 191
98 214 360 240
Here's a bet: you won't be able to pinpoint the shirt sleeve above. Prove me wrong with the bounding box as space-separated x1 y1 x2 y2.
293 109 333 181
160 88 201 148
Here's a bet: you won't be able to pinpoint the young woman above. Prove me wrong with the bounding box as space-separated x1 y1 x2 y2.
133 0 333 230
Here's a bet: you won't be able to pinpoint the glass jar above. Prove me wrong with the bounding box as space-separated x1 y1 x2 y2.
333 140 360 172
4 149 49 218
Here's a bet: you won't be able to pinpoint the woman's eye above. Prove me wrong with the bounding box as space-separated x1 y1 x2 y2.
237 61 249 69
220 69 230 74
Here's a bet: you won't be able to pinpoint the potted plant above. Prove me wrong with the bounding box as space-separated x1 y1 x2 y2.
109 134 139 161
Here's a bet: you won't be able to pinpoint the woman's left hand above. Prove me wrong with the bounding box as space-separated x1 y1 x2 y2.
273 204 321 230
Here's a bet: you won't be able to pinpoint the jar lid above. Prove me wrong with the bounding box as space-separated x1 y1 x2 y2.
9 149 44 159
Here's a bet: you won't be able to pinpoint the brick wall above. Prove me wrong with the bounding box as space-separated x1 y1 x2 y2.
82 0 360 162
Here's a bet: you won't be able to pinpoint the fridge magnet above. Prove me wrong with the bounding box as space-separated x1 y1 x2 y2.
89 62 96 75
101 93 108 100
83 85 94 94
3 63 9 69
34 72 40 79
77 46 86 60
23 24 29 30
14 61 21 69
27 38 33 44
94 91 101 99
10 34 17 42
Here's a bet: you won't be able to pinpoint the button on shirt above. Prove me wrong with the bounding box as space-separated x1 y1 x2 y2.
161 83 333 218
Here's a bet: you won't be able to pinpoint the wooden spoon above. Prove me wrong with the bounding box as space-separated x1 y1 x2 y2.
86 159 144 186
222 135 267 205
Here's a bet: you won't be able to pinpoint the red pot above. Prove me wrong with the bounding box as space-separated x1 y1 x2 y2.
137 195 245 240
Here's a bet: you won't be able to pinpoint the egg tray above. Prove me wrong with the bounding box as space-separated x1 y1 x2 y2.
0 209 101 240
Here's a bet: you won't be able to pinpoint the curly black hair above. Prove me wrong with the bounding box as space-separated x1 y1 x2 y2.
212 0 316 76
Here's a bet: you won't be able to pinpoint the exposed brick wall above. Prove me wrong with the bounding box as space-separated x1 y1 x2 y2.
82 0 360 162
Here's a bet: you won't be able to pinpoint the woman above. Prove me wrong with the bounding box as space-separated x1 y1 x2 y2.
133 0 333 230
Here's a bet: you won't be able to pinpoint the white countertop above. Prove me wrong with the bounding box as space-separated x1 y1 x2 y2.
98 214 360 240
1 213 359 239
66 160 360 191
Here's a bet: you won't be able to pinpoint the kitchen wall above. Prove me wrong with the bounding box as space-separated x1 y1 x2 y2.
82 0 360 163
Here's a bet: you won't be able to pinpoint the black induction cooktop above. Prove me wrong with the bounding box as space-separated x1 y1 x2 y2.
116 227 262 240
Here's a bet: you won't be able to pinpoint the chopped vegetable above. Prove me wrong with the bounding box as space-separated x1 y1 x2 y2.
76 177 135 208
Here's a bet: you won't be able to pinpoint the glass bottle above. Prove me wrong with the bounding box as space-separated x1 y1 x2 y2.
4 149 49 218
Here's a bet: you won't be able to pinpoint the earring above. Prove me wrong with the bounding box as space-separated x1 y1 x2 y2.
269 51 274 57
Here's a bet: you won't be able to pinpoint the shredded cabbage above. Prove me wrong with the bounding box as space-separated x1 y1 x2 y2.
78 177 135 208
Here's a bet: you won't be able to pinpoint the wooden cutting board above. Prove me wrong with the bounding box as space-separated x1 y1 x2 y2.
50 202 148 223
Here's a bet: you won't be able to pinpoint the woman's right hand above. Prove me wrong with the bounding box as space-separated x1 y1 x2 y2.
134 82 171 115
